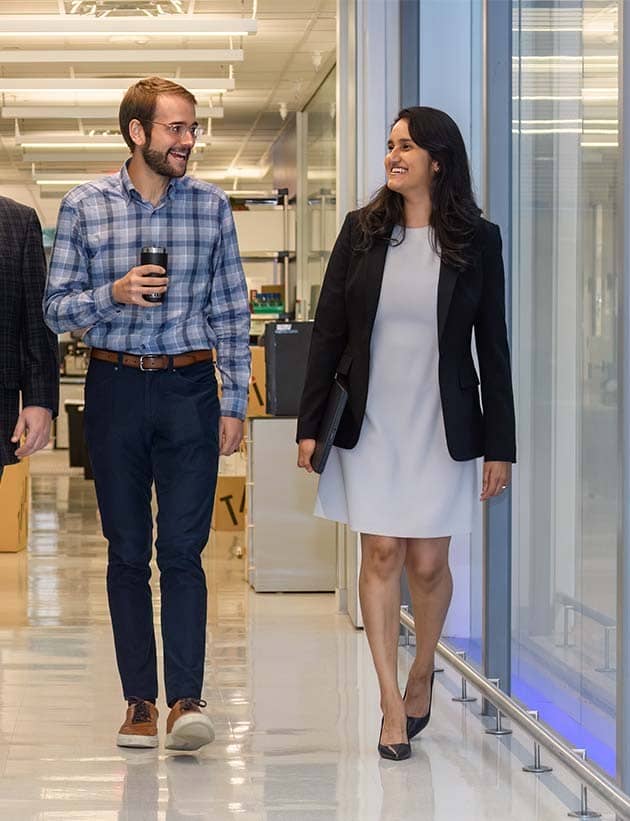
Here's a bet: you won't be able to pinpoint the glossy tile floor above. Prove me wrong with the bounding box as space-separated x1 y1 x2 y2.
0 451 619 820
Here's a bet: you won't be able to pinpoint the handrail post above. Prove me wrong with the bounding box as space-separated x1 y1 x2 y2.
522 710 553 774
568 749 602 819
485 678 512 736
399 607 630 818
452 650 477 703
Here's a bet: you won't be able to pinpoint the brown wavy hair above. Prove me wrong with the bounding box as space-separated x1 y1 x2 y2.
119 76 197 152
355 106 481 268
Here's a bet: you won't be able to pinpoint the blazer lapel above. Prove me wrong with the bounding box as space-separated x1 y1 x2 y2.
364 237 390 334
437 259 460 341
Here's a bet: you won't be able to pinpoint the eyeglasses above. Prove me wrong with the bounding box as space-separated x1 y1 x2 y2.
144 121 205 139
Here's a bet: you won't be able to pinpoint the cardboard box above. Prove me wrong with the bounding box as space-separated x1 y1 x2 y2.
247 345 268 417
0 549 28 626
212 475 246 531
217 346 267 418
0 458 29 552
218 451 247 476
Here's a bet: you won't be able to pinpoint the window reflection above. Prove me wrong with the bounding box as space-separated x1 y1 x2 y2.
512 0 619 774
298 68 336 318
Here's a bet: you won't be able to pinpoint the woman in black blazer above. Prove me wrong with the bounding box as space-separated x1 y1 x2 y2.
297 107 516 760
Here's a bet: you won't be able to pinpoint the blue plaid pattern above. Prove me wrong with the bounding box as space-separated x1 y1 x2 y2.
45 162 251 419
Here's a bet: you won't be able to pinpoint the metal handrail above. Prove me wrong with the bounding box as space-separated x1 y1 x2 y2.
556 591 616 629
399 608 630 819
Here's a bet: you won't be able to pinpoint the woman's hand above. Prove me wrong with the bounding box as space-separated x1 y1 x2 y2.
297 439 316 473
480 461 512 501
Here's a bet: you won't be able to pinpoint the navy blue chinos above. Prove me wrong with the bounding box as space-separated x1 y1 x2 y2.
84 356 220 706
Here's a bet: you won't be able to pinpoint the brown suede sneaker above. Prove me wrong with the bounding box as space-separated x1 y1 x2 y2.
117 700 159 749
165 698 214 751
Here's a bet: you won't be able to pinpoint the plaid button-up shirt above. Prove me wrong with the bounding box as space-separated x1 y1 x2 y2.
45 162 251 419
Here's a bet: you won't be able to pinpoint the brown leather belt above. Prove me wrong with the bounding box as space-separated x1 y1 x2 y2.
90 348 213 372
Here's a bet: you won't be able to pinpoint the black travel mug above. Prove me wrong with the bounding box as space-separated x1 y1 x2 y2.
140 246 167 303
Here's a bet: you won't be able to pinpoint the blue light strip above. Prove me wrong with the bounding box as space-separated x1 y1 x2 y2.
445 635 615 775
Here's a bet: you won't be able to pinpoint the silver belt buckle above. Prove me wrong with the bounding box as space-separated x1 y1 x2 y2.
139 355 160 372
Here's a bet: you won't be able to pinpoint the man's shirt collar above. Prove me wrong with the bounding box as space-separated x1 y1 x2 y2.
119 158 186 205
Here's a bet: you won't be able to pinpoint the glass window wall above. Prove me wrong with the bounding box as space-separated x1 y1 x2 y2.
511 0 620 774
297 67 337 319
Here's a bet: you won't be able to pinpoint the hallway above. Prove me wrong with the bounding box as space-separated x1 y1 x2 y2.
0 452 615 820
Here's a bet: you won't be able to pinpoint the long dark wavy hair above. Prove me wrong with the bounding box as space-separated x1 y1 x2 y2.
356 106 481 269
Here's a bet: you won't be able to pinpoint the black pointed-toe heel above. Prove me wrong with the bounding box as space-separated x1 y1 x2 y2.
405 671 435 740
377 717 411 761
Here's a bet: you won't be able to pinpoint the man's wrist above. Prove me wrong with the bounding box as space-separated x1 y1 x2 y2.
111 280 121 305
23 405 53 416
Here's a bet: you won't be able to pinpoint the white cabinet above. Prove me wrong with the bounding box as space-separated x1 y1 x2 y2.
246 417 336 592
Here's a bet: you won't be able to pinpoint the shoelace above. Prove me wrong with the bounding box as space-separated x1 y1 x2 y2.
179 697 207 712
129 699 152 724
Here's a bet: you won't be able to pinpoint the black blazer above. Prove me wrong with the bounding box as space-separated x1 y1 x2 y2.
297 211 516 463
0 196 59 466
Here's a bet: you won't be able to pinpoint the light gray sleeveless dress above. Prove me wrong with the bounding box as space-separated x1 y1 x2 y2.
315 226 477 538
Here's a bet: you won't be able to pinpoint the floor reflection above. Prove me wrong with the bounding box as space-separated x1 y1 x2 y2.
0 450 612 819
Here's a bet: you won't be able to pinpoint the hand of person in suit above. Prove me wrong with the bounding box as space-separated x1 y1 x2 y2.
11 406 53 458
219 416 244 456
480 461 512 501
297 439 316 473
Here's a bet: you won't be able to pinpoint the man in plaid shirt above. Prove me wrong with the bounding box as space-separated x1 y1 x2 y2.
45 77 250 752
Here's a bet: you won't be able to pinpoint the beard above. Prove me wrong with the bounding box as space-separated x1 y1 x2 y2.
141 142 189 178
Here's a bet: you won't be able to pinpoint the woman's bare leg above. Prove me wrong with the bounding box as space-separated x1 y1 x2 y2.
359 533 407 745
403 537 452 717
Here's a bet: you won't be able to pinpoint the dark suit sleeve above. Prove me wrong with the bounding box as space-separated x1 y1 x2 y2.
19 209 60 417
296 212 353 441
474 223 516 463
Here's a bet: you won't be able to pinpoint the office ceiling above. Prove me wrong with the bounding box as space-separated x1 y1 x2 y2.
0 0 336 196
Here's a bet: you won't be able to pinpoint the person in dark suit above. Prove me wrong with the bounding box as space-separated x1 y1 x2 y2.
297 107 516 760
0 196 59 480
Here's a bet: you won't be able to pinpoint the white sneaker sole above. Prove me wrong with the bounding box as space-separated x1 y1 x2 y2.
165 714 215 751
117 732 158 749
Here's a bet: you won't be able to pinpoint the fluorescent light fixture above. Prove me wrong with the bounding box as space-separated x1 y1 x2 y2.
218 189 278 198
17 134 123 147
16 142 207 153
224 166 270 179
2 105 223 119
1 78 235 92
17 134 207 149
69 0 185 12
35 175 97 186
23 142 124 149
0 49 243 63
23 150 126 162
23 146 207 163
0 15 257 37
21 142 206 149
33 177 281 193
193 167 270 181
36 179 105 195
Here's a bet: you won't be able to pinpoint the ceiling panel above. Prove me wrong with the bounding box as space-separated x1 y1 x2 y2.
0 0 336 197
1 2 61 10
